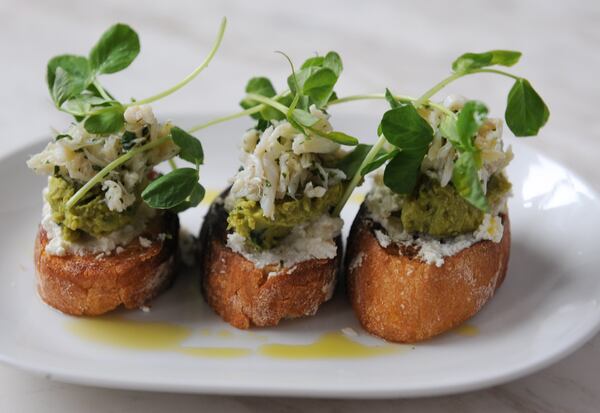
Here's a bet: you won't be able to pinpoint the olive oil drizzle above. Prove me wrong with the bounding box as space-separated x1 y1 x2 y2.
67 318 409 360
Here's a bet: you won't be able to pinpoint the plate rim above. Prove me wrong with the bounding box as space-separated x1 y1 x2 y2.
2 131 600 399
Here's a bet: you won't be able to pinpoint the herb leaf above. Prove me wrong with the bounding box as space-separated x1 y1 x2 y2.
141 168 199 209
317 130 359 146
451 151 489 211
288 51 342 108
47 55 91 106
383 150 424 194
456 100 488 150
171 127 204 165
379 104 433 194
452 50 522 72
169 182 205 213
291 108 320 127
505 78 550 137
380 104 433 151
240 77 277 117
83 104 125 134
121 131 137 150
384 88 401 109
323 52 343 76
89 23 140 75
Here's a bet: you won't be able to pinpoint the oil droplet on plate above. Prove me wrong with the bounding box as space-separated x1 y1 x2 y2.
201 189 220 205
66 317 191 350
349 192 365 204
216 329 234 338
259 332 405 359
454 324 479 337
178 347 251 358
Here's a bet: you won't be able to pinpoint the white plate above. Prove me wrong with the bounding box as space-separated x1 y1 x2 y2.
1 115 599 399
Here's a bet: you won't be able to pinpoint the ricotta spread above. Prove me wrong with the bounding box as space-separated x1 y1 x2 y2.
226 213 343 269
40 190 156 257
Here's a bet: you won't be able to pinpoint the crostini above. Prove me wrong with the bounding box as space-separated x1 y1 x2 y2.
339 50 549 342
199 52 360 328
345 94 514 342
27 20 226 315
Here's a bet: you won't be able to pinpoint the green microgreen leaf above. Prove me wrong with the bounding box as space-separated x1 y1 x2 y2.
239 77 290 122
169 182 205 213
451 151 489 211
452 50 522 72
171 127 204 165
300 56 325 69
62 94 111 115
89 23 140 75
47 55 91 106
380 104 433 151
287 51 343 108
291 108 320 127
121 130 137 150
439 115 461 148
141 168 199 209
384 88 401 109
316 130 359 146
83 104 125 134
505 78 550 137
455 100 488 150
383 150 425 194
323 51 343 76
240 77 276 114
379 104 433 194
293 67 338 108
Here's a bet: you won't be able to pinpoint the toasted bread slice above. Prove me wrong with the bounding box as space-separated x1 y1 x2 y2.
34 212 179 316
198 199 341 329
345 205 510 343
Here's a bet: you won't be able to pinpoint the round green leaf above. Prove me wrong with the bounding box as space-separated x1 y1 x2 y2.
171 127 204 165
452 50 522 72
383 150 424 194
83 104 125 134
169 182 205 213
47 55 91 105
456 100 488 149
380 105 433 151
505 78 550 137
451 151 489 211
89 23 140 74
142 168 199 209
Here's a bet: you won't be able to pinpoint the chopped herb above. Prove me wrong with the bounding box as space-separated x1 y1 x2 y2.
121 130 137 151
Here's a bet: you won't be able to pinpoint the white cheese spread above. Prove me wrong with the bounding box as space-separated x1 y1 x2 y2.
226 213 343 269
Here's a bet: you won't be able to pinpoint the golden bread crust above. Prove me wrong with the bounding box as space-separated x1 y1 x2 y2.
345 206 510 343
199 200 341 329
34 212 179 316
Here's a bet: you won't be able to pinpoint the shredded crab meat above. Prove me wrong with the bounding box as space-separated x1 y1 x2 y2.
228 105 346 219
365 94 512 266
27 105 177 212
420 95 513 193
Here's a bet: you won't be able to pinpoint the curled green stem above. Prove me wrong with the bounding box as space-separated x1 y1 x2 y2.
188 105 263 133
126 17 227 107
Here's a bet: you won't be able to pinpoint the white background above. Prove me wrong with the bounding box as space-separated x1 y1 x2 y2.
1 0 599 411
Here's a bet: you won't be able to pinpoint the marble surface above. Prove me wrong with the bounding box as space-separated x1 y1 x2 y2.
1 0 599 411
